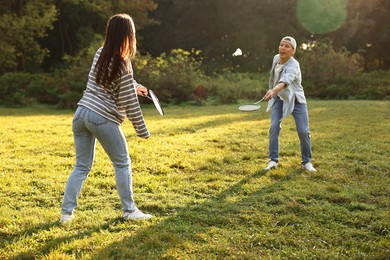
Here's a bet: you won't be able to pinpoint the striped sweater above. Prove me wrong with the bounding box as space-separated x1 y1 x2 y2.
77 47 150 138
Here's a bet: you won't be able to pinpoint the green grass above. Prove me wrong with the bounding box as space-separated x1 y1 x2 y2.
0 100 389 259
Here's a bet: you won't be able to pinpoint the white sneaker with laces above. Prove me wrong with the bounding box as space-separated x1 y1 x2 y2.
302 162 317 172
264 161 278 171
59 214 74 223
123 208 152 220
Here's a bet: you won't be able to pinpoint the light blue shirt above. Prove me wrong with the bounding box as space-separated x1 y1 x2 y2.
266 54 307 120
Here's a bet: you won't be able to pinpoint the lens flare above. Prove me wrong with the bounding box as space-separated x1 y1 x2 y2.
296 0 347 34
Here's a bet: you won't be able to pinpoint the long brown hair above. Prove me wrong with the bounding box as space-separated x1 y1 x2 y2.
95 14 137 87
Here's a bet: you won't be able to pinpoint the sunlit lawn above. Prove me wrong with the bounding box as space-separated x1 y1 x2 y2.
0 100 389 259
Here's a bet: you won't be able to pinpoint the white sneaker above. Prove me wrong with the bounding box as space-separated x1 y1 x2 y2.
123 208 153 220
59 214 74 223
264 161 278 171
302 162 317 172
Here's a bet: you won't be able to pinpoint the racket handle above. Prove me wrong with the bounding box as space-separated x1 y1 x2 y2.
142 94 152 100
254 97 265 104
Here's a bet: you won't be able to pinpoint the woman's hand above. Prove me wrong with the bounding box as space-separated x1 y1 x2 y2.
264 82 286 100
264 89 275 100
137 85 148 96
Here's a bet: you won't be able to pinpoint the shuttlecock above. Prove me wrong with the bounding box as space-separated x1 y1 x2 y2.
232 48 242 56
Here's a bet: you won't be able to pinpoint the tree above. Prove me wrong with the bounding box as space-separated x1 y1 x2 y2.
141 0 307 72
140 0 390 72
348 0 390 70
0 0 57 73
41 0 157 70
325 0 390 70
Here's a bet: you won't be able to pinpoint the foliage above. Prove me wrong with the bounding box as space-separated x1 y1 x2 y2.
45 0 157 61
142 0 300 73
142 0 390 72
53 34 104 109
305 70 390 100
329 0 390 70
0 72 36 106
0 46 207 108
299 39 364 97
0 0 57 73
134 49 206 104
0 0 157 74
1 68 389 109
51 47 208 108
203 72 268 104
344 70 390 99
1 0 390 74
0 72 62 107
0 101 389 258
28 73 61 105
0 33 102 109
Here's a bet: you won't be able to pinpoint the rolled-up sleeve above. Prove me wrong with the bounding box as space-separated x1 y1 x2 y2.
277 59 303 119
279 63 299 87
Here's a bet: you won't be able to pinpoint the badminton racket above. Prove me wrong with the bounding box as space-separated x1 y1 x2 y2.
142 89 164 116
239 97 265 112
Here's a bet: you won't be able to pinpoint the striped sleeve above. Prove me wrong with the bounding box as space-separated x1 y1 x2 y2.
117 62 150 138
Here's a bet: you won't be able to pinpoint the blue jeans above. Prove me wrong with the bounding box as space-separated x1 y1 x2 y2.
269 97 312 164
61 106 136 215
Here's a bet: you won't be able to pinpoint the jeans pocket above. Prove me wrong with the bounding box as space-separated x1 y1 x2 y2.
87 110 109 126
73 106 85 123
72 107 87 132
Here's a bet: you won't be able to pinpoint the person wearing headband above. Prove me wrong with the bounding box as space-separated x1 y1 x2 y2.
263 36 317 172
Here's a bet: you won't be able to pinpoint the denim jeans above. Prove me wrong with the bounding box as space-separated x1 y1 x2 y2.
269 97 312 164
61 106 136 215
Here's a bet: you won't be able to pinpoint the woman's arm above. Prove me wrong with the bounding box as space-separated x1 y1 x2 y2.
117 63 150 138
264 82 286 100
265 61 299 100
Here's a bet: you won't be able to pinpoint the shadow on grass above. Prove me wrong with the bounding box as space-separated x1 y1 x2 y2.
5 218 127 259
89 169 302 258
4 168 301 259
144 110 267 137
0 222 58 250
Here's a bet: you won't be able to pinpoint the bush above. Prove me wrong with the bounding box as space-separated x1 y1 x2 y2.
55 34 103 109
204 72 268 104
55 47 207 107
0 72 62 107
1 37 387 108
344 70 390 99
0 72 36 106
53 66 89 109
299 39 364 98
29 73 60 104
134 49 206 104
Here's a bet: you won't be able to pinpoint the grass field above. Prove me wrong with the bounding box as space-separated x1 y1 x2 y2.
0 100 389 259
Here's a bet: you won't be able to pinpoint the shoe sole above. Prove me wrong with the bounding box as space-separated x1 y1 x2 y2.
302 167 317 172
264 165 277 171
124 216 153 220
59 218 74 224
59 215 74 222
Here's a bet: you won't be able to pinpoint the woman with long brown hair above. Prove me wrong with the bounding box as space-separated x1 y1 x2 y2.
60 14 152 223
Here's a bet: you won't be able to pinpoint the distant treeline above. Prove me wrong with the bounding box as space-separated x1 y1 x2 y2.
0 0 389 107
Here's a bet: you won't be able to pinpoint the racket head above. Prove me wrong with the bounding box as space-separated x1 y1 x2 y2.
239 104 261 111
149 90 164 116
